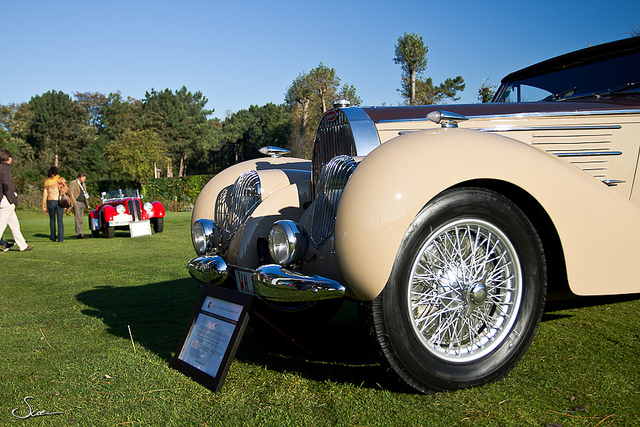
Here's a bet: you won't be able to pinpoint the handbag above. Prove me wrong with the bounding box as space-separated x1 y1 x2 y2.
57 177 72 208
58 192 72 208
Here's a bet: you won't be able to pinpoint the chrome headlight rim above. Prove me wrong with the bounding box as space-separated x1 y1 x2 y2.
268 220 309 266
143 202 153 212
191 218 221 256
115 204 126 214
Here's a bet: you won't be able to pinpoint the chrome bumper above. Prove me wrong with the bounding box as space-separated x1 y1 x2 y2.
187 256 345 302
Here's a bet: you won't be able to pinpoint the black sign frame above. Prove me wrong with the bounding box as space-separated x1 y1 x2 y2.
171 284 253 392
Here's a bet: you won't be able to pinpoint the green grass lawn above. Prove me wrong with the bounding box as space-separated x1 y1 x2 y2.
0 210 638 426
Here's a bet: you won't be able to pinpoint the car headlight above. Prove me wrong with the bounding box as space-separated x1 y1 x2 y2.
115 204 126 214
268 220 309 266
143 202 153 212
192 219 223 256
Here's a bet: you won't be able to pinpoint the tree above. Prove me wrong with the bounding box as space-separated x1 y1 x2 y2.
285 64 360 158
27 90 88 171
105 129 167 183
394 32 428 105
0 103 38 185
142 86 214 177
394 33 465 105
74 92 108 130
337 84 362 106
285 73 314 139
477 79 497 103
215 103 291 166
308 63 340 114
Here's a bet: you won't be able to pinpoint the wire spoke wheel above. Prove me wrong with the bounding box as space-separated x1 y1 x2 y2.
372 188 546 393
409 219 522 363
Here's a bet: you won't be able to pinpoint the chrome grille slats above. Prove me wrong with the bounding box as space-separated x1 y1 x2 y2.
312 110 357 196
311 155 357 247
126 199 142 221
215 170 261 243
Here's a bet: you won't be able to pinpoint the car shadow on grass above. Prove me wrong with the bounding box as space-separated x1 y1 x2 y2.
541 293 640 322
76 280 399 392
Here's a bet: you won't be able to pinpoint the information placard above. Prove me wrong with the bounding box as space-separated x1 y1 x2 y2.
171 285 253 392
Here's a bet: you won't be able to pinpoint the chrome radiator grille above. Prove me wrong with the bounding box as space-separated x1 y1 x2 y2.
215 170 261 242
312 109 357 196
127 199 142 221
310 155 357 247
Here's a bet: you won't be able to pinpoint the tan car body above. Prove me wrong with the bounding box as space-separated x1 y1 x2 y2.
338 118 640 300
188 38 640 393
193 109 640 301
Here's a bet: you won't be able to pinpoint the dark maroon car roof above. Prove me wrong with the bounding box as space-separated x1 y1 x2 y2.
360 98 640 123
501 37 640 84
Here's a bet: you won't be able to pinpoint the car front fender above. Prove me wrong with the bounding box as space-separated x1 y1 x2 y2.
151 201 165 218
191 157 311 226
335 128 640 300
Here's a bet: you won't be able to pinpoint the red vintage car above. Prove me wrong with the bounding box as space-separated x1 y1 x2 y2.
89 189 165 238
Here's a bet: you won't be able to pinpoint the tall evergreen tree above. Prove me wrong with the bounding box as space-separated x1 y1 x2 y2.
142 86 213 177
394 32 428 105
394 33 465 105
27 90 87 172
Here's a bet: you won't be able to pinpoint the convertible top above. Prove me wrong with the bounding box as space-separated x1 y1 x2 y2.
501 37 640 84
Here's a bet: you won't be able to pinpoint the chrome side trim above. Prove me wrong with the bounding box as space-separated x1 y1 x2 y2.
554 151 622 157
378 108 640 124
479 125 622 132
252 264 345 302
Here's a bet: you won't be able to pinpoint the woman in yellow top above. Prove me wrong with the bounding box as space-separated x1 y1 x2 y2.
42 166 69 242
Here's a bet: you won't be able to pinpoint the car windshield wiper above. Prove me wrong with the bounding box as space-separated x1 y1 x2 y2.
557 81 640 101
541 87 577 102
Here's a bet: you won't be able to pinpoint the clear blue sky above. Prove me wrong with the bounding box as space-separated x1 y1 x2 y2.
2 0 639 119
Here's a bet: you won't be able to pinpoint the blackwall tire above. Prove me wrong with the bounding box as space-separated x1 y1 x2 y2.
373 188 546 393
152 217 164 233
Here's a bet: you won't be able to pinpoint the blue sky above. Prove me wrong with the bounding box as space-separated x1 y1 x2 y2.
2 0 639 119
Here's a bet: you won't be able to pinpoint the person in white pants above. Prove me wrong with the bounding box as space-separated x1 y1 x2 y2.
0 149 33 252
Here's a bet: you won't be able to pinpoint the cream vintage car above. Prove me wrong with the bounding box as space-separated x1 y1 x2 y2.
188 37 640 393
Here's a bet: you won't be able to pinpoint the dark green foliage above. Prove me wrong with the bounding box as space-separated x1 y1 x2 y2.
144 175 213 207
142 86 215 177
27 90 90 173
215 103 292 166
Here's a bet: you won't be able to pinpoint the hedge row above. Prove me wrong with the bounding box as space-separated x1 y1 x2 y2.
142 175 214 211
16 175 215 212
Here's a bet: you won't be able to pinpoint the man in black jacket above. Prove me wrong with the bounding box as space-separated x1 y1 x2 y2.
0 149 33 252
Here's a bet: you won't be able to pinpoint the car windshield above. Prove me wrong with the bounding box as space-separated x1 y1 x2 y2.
494 51 640 102
103 189 140 200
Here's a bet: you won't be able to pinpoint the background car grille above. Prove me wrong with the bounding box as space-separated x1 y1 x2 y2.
127 199 142 221
310 155 357 247
312 109 357 197
215 170 261 243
